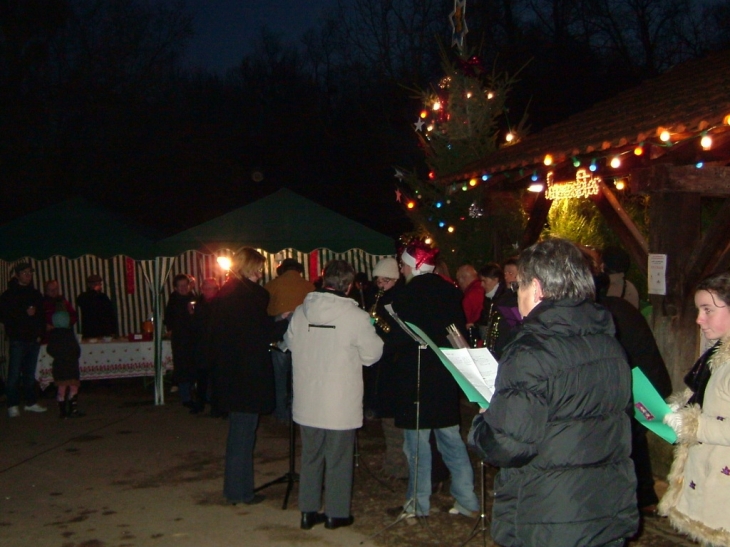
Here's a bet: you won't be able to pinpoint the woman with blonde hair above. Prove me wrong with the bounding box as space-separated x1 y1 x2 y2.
208 247 284 505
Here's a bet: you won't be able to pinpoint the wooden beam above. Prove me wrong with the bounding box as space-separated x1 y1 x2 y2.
684 197 730 293
520 191 551 249
590 182 649 275
634 164 730 196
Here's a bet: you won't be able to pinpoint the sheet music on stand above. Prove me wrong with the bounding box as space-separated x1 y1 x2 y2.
384 305 497 408
384 304 427 346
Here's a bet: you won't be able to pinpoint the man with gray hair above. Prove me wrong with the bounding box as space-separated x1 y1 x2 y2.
285 260 383 531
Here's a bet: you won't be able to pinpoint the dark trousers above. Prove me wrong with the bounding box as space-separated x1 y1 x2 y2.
299 425 355 518
6 340 41 407
224 412 259 503
630 418 658 508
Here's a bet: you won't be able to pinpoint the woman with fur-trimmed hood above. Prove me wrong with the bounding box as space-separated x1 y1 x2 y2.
659 271 730 546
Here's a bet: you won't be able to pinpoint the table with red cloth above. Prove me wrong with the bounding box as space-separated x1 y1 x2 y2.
35 339 173 389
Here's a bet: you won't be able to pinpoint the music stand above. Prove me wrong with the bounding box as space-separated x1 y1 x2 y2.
459 460 491 546
254 350 298 510
362 307 438 544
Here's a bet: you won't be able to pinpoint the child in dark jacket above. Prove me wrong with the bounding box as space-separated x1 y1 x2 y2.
47 311 83 418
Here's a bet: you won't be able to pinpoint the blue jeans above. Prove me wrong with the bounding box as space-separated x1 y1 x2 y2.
224 412 260 503
271 350 291 421
403 426 478 515
6 340 41 407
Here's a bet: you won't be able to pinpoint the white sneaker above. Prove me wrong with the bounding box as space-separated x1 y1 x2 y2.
8 406 20 417
24 403 47 413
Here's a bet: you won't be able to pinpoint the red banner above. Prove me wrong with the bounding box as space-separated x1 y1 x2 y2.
308 251 320 283
125 257 136 294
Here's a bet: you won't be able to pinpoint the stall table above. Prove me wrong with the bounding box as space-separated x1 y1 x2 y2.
36 338 173 389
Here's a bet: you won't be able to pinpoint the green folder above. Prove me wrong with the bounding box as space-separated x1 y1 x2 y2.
632 367 677 444
405 321 491 408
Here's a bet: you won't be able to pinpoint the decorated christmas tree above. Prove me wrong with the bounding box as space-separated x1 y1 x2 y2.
396 3 527 269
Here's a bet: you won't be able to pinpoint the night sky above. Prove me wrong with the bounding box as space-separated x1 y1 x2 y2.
183 0 338 74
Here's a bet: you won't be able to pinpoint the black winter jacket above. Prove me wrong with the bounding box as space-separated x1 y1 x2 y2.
469 298 638 547
387 273 467 429
0 278 45 342
207 277 279 414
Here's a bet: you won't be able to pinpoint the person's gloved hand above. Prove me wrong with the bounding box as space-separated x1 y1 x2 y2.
664 412 683 433
667 401 684 413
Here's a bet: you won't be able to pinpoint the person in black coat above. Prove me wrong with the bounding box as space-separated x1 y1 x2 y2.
599 292 672 516
469 239 638 547
190 277 219 415
386 241 479 518
76 274 117 338
207 248 286 505
164 274 196 407
0 263 47 416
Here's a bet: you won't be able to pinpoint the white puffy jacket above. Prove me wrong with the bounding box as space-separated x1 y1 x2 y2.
284 290 383 430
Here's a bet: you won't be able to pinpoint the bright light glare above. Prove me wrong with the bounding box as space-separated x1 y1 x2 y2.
217 256 232 271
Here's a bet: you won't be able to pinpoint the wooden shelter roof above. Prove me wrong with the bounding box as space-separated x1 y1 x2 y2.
439 48 730 185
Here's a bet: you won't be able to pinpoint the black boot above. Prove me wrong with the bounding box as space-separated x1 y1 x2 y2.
58 400 68 419
69 395 85 418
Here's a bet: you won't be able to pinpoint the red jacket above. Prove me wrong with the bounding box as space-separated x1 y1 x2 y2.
462 279 485 325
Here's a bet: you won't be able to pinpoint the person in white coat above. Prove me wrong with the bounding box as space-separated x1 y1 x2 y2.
660 271 730 546
284 260 383 531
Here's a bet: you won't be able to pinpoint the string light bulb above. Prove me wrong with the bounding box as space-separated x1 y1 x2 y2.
505 132 515 143
572 157 580 167
432 101 441 111
420 110 428 119
466 92 472 98
634 145 644 156
481 174 489 181
701 135 713 150
724 114 730 125
469 178 478 187
589 160 597 172
447 226 455 233
610 156 621 168
406 200 416 209
424 237 432 245
544 154 553 166
614 179 626 191
487 92 494 99
660 130 671 142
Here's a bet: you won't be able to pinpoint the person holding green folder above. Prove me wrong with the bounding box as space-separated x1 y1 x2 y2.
659 271 730 546
469 238 638 547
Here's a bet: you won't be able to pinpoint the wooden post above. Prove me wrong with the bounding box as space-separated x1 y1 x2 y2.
648 191 702 389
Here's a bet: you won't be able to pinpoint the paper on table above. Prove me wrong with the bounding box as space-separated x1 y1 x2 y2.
632 367 677 444
405 321 495 408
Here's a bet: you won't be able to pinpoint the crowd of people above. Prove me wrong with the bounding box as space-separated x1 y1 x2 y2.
4 238 730 546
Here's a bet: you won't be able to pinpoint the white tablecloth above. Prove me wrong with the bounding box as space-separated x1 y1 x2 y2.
36 339 173 389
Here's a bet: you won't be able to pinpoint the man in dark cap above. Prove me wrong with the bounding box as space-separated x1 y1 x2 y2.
76 274 118 338
0 263 47 416
264 258 315 421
